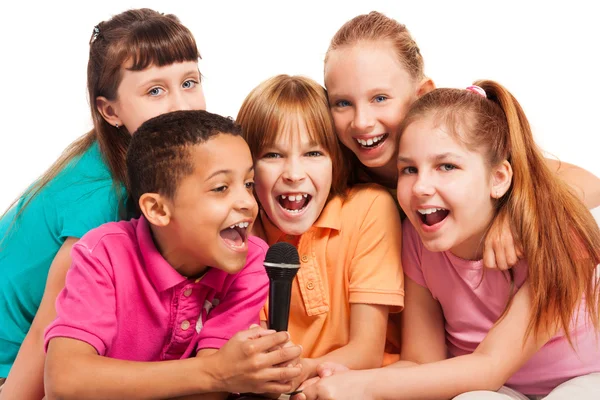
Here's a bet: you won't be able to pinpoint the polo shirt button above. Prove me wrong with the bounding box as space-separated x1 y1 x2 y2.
306 281 315 290
181 320 191 330
183 288 192 297
301 255 309 263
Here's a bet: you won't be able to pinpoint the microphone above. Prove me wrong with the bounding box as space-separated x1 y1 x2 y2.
263 242 300 332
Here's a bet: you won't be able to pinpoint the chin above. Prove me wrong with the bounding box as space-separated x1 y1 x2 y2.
421 239 452 254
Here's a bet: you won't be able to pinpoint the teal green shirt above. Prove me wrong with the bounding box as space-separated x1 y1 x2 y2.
0 141 126 377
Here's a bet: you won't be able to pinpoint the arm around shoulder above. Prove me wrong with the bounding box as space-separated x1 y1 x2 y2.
0 237 78 400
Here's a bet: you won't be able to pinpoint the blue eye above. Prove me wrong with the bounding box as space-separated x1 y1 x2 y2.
182 80 197 89
401 166 417 175
374 95 387 103
306 151 323 157
335 100 351 108
440 164 456 172
148 87 164 96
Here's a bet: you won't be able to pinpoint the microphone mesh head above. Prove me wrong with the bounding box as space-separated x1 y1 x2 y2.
265 242 300 265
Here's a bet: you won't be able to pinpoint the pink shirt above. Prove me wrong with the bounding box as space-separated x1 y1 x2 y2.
45 217 269 361
402 220 600 395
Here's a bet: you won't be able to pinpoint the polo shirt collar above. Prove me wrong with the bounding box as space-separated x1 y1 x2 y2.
137 217 229 292
259 194 343 244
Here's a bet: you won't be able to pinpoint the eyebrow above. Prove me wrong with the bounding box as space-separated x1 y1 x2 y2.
205 166 254 182
397 153 463 163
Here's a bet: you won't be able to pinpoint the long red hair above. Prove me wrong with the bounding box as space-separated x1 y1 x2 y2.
400 80 600 344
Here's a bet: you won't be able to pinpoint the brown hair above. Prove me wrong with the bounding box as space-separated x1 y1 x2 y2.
3 8 200 221
325 11 425 80
236 74 349 198
127 110 242 208
400 80 600 345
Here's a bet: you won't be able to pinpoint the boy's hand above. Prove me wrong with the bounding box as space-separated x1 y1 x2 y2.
209 325 302 394
298 370 375 400
483 209 523 270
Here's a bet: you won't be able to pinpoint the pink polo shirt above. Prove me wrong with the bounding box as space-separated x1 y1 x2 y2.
44 217 269 361
402 220 600 395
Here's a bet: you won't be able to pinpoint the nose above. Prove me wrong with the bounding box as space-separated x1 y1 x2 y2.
351 105 375 132
169 90 192 112
235 185 257 212
282 156 306 183
412 172 435 197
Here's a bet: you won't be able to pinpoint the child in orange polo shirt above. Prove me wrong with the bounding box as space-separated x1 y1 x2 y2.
236 75 404 392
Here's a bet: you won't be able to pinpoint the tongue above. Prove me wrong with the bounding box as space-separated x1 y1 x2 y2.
424 210 449 226
220 228 243 247
281 197 307 211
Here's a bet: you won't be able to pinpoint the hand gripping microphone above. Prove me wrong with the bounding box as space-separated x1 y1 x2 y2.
263 242 300 332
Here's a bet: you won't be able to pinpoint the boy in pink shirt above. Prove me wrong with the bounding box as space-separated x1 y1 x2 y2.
44 110 303 399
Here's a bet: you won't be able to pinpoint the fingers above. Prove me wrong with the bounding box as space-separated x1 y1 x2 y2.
298 376 320 391
482 239 497 270
316 362 348 377
262 343 303 368
241 330 292 356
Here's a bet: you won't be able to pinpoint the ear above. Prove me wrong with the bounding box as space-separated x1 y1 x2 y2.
490 160 513 199
417 77 435 97
96 96 122 127
139 193 172 227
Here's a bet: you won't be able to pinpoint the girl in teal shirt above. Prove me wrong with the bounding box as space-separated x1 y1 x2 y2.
0 8 207 399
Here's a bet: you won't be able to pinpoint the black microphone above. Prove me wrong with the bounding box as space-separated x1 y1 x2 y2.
263 242 300 332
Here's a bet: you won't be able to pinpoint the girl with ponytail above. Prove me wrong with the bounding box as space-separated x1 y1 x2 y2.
299 81 600 400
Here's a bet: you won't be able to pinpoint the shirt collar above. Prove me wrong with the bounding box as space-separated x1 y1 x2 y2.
258 195 343 245
137 217 228 292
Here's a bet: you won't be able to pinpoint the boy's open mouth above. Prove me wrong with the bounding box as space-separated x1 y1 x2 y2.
278 193 312 213
355 133 388 149
418 208 450 226
220 221 249 248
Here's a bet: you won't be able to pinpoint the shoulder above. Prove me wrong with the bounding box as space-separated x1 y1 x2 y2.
75 219 137 257
337 183 401 226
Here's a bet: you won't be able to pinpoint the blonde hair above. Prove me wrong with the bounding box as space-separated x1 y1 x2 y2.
325 11 425 80
237 74 349 198
400 80 600 345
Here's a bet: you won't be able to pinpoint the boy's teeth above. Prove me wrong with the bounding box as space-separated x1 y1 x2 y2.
280 194 307 202
418 208 446 215
229 222 250 229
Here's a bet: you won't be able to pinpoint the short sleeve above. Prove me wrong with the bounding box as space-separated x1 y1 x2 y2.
196 237 269 351
348 189 404 311
401 219 426 287
44 242 118 355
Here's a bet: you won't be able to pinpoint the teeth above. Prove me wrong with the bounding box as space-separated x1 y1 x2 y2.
356 134 385 146
418 208 446 215
280 193 308 202
229 222 250 229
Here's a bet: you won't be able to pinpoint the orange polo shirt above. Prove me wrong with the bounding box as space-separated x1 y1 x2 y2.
256 184 404 362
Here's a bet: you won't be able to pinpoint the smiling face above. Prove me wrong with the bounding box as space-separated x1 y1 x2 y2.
254 116 333 236
325 41 420 179
105 60 206 134
396 116 498 259
166 134 258 275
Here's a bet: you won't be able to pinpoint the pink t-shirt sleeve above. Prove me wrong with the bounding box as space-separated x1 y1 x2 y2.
401 219 427 287
195 236 269 351
44 241 117 356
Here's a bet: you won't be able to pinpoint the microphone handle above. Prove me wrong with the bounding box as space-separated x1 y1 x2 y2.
268 279 294 332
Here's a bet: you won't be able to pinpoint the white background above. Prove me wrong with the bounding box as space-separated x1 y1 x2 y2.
1 0 598 211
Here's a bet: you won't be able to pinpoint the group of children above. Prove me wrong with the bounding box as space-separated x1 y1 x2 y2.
1 8 600 400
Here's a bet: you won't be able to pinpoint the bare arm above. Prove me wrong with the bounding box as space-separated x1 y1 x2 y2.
386 276 446 369
170 349 226 400
44 329 303 400
303 282 550 400
546 158 600 208
0 237 78 400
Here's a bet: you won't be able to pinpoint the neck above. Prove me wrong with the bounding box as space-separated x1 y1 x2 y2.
363 158 398 189
448 214 495 261
150 224 208 278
